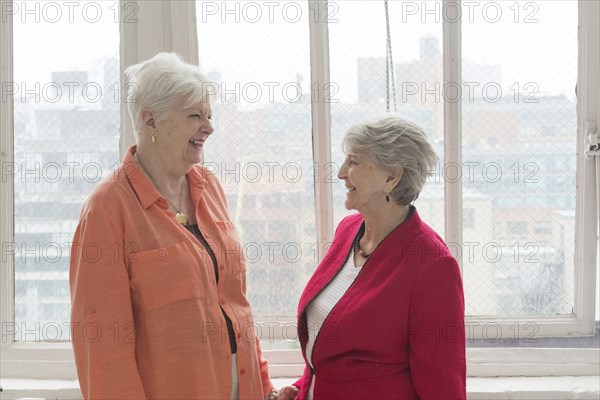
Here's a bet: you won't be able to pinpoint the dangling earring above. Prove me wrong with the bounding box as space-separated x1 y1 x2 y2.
385 194 390 202
152 134 157 144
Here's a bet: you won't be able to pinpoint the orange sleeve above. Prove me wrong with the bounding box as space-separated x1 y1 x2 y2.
255 337 275 397
240 258 274 397
70 207 147 399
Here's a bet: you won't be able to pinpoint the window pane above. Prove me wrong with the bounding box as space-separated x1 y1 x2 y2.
329 1 445 234
462 1 577 316
196 0 314 317
13 1 120 341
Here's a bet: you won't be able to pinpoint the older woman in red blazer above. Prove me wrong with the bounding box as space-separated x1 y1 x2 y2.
276 116 466 400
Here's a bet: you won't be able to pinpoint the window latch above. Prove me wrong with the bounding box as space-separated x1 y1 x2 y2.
585 120 599 158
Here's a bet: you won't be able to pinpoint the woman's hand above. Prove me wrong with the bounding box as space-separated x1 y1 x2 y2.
277 385 299 400
268 385 299 400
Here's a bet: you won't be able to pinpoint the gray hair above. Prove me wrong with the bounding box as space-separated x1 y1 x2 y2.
343 116 439 206
124 52 213 137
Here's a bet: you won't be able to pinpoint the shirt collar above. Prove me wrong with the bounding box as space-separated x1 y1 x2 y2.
124 145 207 210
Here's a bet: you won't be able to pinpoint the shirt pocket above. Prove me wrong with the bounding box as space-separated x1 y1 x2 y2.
214 221 247 274
128 240 207 311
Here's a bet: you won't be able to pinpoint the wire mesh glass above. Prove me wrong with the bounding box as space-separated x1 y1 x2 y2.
461 0 577 317
329 1 445 256
196 0 314 318
13 1 120 341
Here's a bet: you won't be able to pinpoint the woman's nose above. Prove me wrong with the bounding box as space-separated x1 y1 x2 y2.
338 162 347 179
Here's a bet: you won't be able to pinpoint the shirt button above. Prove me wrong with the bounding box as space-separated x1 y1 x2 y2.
239 369 245 375
87 307 96 316
159 250 166 257
237 333 242 340
220 299 226 306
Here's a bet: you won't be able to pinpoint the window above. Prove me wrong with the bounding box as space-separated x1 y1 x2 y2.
1 0 122 375
6 0 120 342
462 0 580 321
508 221 528 236
196 0 315 319
193 0 598 346
1 0 598 382
197 1 594 370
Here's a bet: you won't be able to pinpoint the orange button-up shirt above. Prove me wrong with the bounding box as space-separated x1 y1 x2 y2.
70 145 273 399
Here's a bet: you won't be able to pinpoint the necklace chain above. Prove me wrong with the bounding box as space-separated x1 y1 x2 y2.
134 153 189 224
354 205 414 258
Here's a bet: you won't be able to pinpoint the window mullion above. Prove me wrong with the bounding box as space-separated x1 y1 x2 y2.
308 0 334 258
574 0 599 332
0 2 15 350
119 0 199 161
443 0 462 270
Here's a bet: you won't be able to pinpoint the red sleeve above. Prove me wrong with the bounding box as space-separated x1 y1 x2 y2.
409 255 466 400
70 209 147 399
293 364 311 389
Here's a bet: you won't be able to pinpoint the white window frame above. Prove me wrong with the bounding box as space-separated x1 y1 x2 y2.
1 0 598 382
445 0 600 340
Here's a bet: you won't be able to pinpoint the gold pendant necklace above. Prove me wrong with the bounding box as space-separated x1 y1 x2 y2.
135 153 190 225
175 211 189 225
164 178 189 225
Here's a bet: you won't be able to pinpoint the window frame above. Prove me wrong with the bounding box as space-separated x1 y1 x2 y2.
1 0 598 382
451 0 598 340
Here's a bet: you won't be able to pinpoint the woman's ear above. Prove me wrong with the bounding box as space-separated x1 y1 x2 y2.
139 108 159 142
385 165 403 192
140 108 157 131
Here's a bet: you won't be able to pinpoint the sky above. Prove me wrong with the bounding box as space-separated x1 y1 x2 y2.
196 0 578 103
9 0 578 105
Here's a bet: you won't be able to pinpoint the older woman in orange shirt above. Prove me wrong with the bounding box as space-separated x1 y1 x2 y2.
70 53 275 399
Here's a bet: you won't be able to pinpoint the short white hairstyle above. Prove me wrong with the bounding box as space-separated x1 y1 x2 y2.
124 52 213 137
343 116 439 206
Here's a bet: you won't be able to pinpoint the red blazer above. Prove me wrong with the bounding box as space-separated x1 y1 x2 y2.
294 210 466 400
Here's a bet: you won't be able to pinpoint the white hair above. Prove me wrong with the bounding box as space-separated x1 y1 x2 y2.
343 116 439 205
124 52 213 137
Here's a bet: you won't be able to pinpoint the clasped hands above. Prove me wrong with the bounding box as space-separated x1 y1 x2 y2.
266 385 299 400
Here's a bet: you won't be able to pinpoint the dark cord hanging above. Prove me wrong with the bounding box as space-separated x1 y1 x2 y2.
384 0 397 112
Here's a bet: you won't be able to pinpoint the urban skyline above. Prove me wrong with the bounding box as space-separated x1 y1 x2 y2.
11 39 577 341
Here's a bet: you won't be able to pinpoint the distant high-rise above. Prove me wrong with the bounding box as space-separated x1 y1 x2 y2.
51 70 89 108
102 56 119 110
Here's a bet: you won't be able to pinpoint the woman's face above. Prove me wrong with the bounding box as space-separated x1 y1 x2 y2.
338 151 393 213
155 100 214 167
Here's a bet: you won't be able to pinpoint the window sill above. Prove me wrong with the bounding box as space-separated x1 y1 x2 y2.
273 377 600 399
0 378 81 399
1 376 598 400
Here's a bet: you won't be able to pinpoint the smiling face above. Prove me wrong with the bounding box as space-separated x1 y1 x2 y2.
338 152 399 213
151 100 214 169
